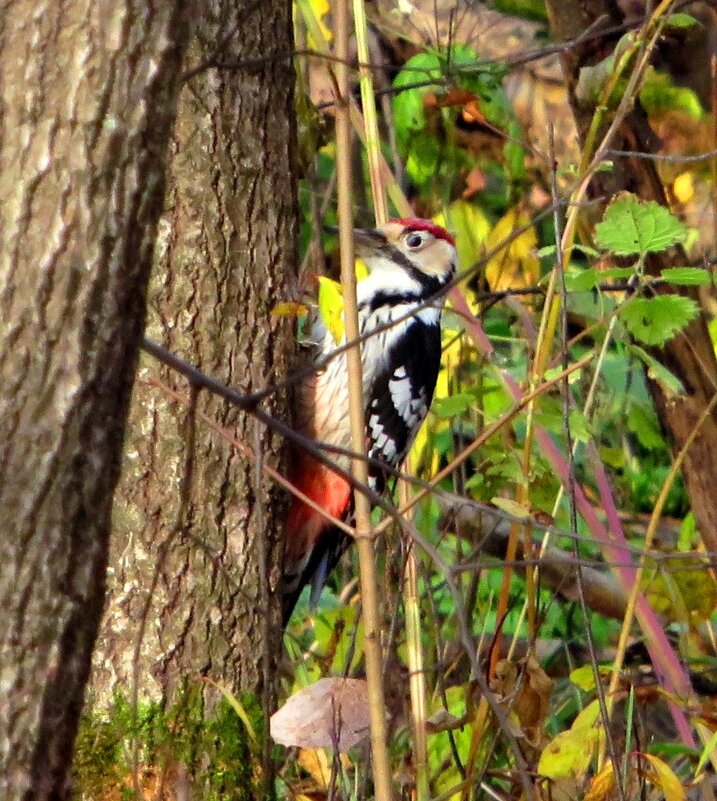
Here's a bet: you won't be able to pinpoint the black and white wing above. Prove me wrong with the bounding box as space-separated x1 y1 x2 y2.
365 316 442 493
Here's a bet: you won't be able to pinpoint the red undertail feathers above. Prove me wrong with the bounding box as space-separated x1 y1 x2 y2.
281 452 352 622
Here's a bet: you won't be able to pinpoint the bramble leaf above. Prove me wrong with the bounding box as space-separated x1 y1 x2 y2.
595 194 687 256
619 295 698 346
630 345 686 394
660 267 711 286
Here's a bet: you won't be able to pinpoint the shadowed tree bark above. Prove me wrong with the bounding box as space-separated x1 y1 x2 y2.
0 3 188 799
544 0 717 555
91 0 297 794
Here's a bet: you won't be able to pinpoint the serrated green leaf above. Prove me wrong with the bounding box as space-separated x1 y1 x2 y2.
619 295 698 346
630 345 686 395
660 267 711 286
595 194 687 256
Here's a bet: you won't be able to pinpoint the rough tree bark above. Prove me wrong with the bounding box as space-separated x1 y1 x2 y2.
0 3 187 799
544 0 717 555
90 0 297 791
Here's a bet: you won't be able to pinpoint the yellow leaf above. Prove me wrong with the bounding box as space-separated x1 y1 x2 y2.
299 0 332 48
673 172 694 205
409 327 462 472
434 200 490 271
641 555 717 625
538 700 602 780
538 729 596 780
317 276 344 344
316 262 370 345
584 761 616 801
484 206 540 293
570 664 611 692
355 258 369 281
490 496 532 521
639 753 687 801
271 301 309 318
297 748 352 789
298 748 332 788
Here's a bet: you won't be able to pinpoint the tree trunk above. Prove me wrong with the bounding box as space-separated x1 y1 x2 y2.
90 0 297 794
544 0 717 555
0 3 187 799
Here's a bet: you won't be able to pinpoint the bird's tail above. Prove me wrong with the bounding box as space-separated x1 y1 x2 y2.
281 453 352 624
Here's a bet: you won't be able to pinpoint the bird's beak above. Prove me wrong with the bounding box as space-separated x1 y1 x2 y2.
351 228 387 254
323 224 386 255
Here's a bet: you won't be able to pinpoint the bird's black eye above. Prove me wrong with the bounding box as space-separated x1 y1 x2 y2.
405 231 428 249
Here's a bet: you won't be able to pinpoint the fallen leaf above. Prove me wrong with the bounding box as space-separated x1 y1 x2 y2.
538 700 602 781
271 678 370 752
484 205 540 294
462 166 487 199
584 761 616 801
638 753 687 801
425 707 464 733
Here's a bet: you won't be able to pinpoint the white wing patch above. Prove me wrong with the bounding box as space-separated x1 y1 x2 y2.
388 368 413 422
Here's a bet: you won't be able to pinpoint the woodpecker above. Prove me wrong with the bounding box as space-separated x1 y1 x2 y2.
281 218 456 623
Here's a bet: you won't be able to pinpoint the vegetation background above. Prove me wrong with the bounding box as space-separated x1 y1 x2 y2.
3 1 717 800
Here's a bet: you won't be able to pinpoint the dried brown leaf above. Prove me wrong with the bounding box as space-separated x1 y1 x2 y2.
271 678 370 752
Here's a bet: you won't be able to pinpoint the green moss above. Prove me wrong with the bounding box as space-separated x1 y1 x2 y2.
72 687 273 801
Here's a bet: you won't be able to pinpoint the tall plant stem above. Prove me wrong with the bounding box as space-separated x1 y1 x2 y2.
334 2 393 799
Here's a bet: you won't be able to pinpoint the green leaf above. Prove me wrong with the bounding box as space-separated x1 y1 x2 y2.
544 364 582 385
565 267 601 292
568 409 592 443
619 295 698 346
664 12 701 29
432 392 476 419
630 345 686 394
575 32 635 108
595 194 687 256
392 52 441 137
599 446 626 469
640 71 703 120
627 405 663 450
660 267 711 286
695 729 717 780
601 266 638 281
